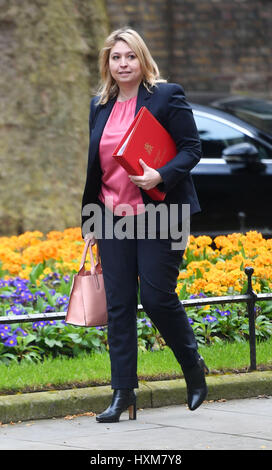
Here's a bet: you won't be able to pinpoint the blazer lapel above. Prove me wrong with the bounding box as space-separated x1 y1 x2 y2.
135 82 152 116
90 97 116 161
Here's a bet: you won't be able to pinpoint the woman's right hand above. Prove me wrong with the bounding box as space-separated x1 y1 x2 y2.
84 232 97 246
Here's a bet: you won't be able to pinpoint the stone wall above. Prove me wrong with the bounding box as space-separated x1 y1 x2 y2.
0 0 109 236
105 0 272 96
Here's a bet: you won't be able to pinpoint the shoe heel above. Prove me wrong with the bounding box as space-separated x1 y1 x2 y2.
200 356 209 375
203 361 209 375
128 403 137 420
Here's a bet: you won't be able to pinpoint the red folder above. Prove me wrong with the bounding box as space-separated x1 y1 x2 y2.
112 106 177 201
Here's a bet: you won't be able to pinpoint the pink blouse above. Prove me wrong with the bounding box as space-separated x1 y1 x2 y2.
98 96 144 216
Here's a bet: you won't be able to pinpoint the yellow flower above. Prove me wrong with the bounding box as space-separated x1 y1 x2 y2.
194 235 213 247
1 229 272 298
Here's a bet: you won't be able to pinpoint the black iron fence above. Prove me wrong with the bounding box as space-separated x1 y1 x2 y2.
1 267 272 371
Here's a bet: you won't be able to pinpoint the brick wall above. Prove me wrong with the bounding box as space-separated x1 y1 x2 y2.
104 0 272 97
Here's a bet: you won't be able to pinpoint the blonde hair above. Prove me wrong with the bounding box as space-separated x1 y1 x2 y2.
96 27 166 105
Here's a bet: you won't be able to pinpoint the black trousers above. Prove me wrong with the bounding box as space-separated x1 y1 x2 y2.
97 203 199 389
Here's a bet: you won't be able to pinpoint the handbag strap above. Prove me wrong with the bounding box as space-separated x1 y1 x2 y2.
79 238 100 274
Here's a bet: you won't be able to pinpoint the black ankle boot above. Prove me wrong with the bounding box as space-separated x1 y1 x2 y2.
96 389 137 423
183 356 209 411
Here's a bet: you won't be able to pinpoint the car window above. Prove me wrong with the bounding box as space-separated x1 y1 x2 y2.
194 114 270 159
213 99 272 134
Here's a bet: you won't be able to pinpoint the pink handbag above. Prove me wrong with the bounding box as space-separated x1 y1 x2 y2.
65 238 108 327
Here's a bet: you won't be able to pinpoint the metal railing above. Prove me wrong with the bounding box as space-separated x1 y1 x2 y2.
1 267 272 371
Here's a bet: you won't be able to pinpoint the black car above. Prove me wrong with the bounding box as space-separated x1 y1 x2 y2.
189 100 272 236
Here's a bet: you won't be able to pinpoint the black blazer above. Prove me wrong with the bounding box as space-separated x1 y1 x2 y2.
81 81 202 237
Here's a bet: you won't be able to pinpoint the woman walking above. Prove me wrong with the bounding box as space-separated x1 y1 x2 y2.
81 27 208 423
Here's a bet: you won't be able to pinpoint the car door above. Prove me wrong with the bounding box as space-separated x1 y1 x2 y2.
190 110 272 235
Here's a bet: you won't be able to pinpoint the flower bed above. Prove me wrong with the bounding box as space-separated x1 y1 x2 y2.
0 228 272 363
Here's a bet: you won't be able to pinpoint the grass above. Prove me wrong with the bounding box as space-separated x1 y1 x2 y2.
1 338 272 395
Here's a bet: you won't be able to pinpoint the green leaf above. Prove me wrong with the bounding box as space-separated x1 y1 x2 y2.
67 334 82 344
238 240 246 259
90 337 101 347
39 284 54 306
29 263 45 284
179 282 188 299
24 334 37 345
262 302 272 315
44 338 62 348
44 338 56 348
36 296 45 313
196 268 203 279
59 277 72 296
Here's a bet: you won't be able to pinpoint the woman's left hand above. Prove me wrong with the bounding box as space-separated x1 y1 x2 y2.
129 159 163 190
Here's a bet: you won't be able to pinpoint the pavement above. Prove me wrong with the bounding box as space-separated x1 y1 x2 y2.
0 397 272 451
1 371 272 451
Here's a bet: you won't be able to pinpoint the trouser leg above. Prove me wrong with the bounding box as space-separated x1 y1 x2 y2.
138 236 199 371
97 234 139 389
